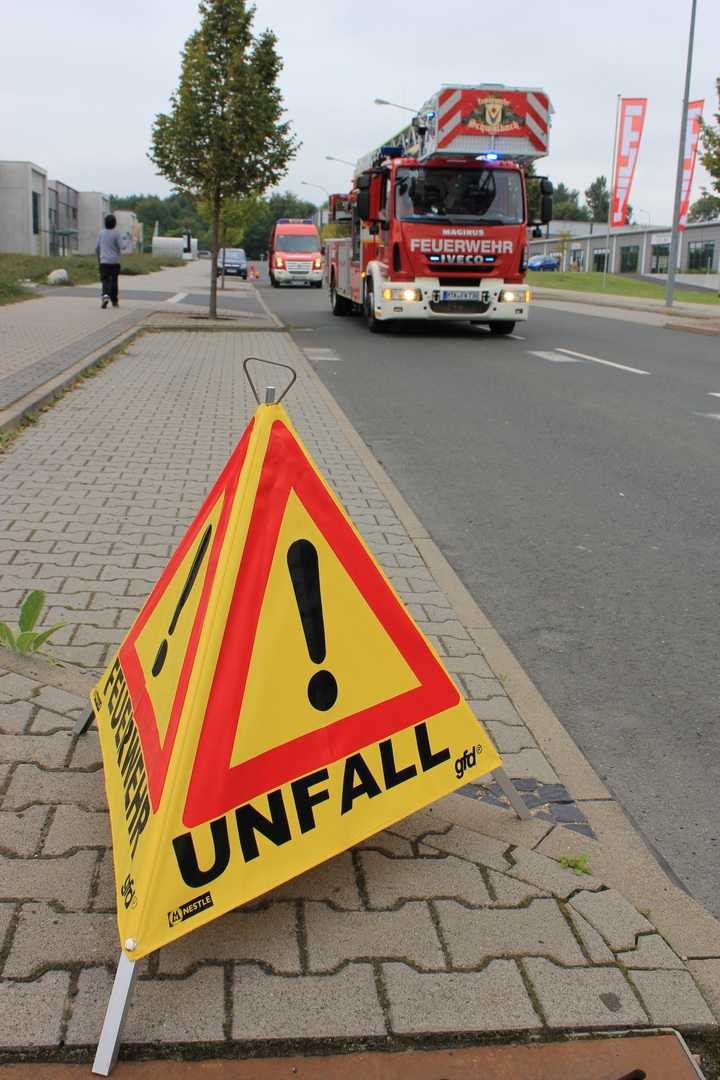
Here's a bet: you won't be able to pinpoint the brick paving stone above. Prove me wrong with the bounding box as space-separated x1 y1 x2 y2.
523 959 648 1027
0 901 14 947
498 749 560 783
0 732 71 768
0 672 39 700
383 806 451 842
232 963 386 1039
359 851 490 908
566 909 615 964
354 830 416 857
4 902 117 976
67 729 103 768
0 806 49 856
628 969 717 1030
468 696 525 725
304 901 445 972
484 721 538 754
30 685 88 715
259 852 361 909
383 959 542 1034
420 823 511 872
29 707 78 733
158 903 301 975
617 933 687 969
92 849 118 910
66 964 226 1046
0 850 97 910
0 970 71 1049
0 701 33 734
436 897 586 967
506 848 604 900
3 764 107 810
687 960 720 1022
485 869 550 906
569 888 653 949
43 804 112 854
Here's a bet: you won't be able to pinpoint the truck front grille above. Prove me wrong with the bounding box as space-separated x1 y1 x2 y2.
428 297 492 315
286 261 311 274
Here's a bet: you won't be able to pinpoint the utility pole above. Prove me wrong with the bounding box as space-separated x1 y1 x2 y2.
665 0 698 309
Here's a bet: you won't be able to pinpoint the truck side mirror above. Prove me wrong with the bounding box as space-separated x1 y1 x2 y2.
540 179 554 196
356 173 372 190
540 196 553 225
356 191 371 220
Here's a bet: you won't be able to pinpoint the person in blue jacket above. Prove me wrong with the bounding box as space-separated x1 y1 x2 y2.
95 214 131 308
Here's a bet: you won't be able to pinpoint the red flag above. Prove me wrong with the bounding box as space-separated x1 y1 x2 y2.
611 99 647 227
679 101 704 231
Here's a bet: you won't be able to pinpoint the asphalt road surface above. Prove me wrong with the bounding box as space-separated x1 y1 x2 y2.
256 269 720 919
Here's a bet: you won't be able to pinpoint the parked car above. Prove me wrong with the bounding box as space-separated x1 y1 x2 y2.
528 255 558 271
216 248 248 278
198 250 211 259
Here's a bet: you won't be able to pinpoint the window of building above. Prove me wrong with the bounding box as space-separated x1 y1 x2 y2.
620 245 639 273
687 240 715 272
593 250 608 272
32 191 40 235
651 244 669 273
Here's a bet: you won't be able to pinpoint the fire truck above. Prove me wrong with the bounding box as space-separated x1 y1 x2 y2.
324 85 554 334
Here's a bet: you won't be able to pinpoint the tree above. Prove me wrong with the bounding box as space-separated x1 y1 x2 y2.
150 0 298 315
584 176 610 222
687 194 720 223
698 78 720 200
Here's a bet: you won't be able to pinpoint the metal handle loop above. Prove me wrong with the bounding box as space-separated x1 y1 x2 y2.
243 357 297 405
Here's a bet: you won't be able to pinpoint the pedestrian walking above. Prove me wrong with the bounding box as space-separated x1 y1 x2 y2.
95 214 131 308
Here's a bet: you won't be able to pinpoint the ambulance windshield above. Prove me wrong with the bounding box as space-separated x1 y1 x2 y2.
394 166 524 225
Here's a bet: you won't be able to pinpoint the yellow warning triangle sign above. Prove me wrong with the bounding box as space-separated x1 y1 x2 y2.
92 404 501 958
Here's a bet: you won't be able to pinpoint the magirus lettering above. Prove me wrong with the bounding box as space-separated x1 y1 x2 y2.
172 722 451 887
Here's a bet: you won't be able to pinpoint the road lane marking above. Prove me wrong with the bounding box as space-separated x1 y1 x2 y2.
554 348 650 375
167 293 188 303
303 348 344 362
528 350 582 363
710 393 720 398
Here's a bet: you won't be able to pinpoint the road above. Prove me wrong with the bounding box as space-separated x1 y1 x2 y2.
256 269 720 918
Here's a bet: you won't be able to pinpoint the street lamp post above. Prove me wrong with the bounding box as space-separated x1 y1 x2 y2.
374 98 423 114
301 181 330 228
666 0 698 309
325 156 355 167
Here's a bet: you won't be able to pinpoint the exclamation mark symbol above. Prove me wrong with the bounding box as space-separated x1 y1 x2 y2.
152 524 213 677
287 539 338 711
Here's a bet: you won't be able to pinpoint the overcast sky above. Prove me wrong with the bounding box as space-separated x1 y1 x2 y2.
2 0 718 228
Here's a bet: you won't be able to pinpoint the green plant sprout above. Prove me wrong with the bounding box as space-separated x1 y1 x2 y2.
498 673 508 683
558 853 593 876
0 590 68 664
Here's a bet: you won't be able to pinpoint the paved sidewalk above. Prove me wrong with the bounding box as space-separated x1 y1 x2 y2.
0 274 719 1065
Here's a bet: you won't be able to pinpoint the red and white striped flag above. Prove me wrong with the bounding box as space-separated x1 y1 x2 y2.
679 101 704 231
611 99 647 227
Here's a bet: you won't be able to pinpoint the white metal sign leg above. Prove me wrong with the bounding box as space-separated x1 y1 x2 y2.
493 766 532 820
92 952 138 1076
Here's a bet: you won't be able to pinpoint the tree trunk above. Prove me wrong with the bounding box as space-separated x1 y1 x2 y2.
210 187 221 318
221 223 227 290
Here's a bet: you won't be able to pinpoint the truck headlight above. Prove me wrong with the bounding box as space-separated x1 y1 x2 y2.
314 257 322 268
275 256 283 268
499 289 530 303
383 287 422 301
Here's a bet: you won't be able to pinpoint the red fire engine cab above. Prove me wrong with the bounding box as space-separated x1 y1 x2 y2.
324 84 554 334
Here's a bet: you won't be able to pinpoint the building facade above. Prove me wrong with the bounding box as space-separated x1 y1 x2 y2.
529 218 720 278
0 161 118 257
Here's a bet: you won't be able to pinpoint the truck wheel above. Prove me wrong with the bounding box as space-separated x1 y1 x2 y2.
270 272 279 288
364 285 386 333
489 321 515 336
331 277 350 316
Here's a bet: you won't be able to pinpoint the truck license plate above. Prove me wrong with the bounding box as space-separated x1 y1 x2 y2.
442 290 478 301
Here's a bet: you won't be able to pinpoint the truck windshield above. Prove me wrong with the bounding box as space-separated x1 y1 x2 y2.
394 166 524 225
276 234 319 252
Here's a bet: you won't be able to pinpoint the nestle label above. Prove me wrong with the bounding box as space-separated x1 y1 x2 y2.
167 892 213 928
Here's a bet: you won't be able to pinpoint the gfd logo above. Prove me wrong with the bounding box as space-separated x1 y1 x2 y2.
121 874 137 910
455 745 482 780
